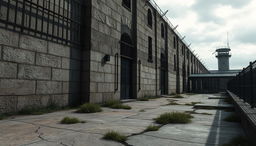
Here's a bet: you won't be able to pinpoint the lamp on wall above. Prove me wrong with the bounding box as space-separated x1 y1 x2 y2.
103 54 110 64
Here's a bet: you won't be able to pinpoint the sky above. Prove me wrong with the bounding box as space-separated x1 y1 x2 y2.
154 0 256 70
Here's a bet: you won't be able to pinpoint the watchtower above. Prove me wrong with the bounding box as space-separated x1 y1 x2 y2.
216 47 231 71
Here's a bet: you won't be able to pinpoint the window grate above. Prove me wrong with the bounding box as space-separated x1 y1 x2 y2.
0 0 83 46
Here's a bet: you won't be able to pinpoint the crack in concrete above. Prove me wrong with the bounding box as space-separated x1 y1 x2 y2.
8 119 103 135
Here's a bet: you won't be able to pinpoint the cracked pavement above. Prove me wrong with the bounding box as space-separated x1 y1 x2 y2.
0 94 245 146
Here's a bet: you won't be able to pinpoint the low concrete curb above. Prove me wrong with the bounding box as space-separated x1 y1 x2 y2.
227 90 256 145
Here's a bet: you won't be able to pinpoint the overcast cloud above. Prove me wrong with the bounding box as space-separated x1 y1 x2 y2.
155 0 256 70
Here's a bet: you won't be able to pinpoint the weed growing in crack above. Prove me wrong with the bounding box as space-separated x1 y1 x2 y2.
155 112 193 124
185 102 202 106
77 103 102 113
60 117 85 124
145 125 161 132
103 131 127 143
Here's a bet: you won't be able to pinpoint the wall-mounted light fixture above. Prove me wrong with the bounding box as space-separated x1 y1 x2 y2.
103 54 110 64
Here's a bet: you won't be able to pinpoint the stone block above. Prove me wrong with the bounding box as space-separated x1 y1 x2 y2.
90 72 104 82
90 93 102 103
18 64 51 80
19 35 47 53
3 46 35 64
0 79 36 95
0 45 2 60
48 42 70 57
0 61 17 78
62 82 69 94
36 81 62 94
17 95 42 110
50 94 68 107
104 73 114 83
90 82 98 92
102 93 114 102
0 28 19 47
36 53 61 68
0 96 18 113
61 58 70 69
52 69 70 81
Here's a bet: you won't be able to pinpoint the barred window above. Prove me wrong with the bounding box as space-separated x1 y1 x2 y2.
0 0 82 46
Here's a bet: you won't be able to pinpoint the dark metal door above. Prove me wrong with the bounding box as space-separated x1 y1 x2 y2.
160 69 166 94
121 58 132 99
160 53 167 95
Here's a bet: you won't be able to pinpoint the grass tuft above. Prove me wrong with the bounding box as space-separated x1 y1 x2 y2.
103 100 120 107
139 109 145 112
77 103 102 113
166 101 181 105
60 117 85 124
224 114 241 123
185 102 202 106
103 131 127 143
110 104 131 110
0 114 7 120
155 112 193 124
145 125 161 132
166 95 184 99
103 100 131 110
18 104 65 115
222 136 250 146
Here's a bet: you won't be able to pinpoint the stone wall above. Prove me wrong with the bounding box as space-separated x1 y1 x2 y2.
0 29 81 113
0 0 209 113
88 0 123 103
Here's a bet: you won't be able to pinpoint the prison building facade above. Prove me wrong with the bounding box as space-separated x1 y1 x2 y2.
0 0 208 114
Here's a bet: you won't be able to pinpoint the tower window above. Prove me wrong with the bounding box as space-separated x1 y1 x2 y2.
161 23 165 38
148 36 153 62
122 0 131 10
147 9 153 28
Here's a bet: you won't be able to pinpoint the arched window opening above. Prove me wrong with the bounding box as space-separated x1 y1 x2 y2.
122 0 131 10
147 9 153 28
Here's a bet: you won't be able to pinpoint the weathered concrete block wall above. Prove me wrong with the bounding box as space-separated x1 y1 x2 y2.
0 29 81 113
168 29 177 94
88 0 123 103
137 1 157 97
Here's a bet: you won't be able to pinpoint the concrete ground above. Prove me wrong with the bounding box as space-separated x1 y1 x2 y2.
0 93 245 146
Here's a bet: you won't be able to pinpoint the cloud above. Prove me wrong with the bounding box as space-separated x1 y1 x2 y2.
154 0 256 70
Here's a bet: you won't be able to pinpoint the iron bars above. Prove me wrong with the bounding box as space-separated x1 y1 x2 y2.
228 60 256 108
0 0 82 46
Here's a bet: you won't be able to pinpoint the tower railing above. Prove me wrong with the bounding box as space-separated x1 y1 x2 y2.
228 60 256 108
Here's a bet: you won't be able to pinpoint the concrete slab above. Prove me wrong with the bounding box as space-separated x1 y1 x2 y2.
0 93 245 146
